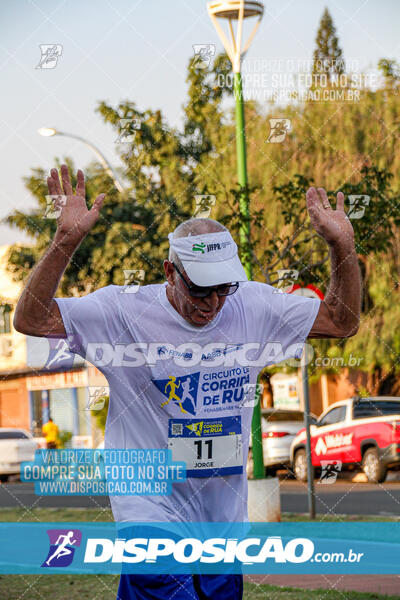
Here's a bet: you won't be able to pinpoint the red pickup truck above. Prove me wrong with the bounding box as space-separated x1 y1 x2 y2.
290 396 400 483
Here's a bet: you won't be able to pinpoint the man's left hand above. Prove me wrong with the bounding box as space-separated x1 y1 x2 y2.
306 187 355 250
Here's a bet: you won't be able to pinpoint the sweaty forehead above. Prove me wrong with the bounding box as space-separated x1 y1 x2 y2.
172 219 226 239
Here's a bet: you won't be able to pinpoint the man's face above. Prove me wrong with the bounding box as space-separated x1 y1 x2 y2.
164 260 228 327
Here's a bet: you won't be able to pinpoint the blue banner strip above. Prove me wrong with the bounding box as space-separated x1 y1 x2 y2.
1 522 400 574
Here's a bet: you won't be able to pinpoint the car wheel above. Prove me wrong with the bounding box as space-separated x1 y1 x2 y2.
362 447 387 483
246 449 253 479
293 449 308 482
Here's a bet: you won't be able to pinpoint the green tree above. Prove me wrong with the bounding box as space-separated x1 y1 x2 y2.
262 166 400 382
5 55 233 294
312 8 345 84
378 58 400 89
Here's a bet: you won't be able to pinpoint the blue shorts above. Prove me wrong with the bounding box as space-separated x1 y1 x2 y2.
117 574 243 600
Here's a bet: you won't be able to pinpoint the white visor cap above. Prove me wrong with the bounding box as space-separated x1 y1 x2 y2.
168 230 248 287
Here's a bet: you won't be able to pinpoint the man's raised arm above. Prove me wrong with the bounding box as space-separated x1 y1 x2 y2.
13 165 105 338
306 187 361 339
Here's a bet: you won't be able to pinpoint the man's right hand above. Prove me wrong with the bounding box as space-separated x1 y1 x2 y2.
49 164 105 248
14 165 105 338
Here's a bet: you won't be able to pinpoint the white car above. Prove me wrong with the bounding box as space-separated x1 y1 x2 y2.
247 409 317 477
0 428 37 482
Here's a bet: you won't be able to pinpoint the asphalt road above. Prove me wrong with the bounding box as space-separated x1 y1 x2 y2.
0 481 111 509
1 479 400 515
280 479 400 516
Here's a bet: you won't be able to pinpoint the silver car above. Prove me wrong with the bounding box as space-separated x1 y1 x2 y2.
247 409 316 477
0 428 37 482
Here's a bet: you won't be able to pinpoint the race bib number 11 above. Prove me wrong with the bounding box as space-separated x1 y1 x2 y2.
168 416 243 477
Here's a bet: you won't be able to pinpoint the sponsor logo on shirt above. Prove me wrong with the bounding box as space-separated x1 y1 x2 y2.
152 373 200 416
152 367 252 416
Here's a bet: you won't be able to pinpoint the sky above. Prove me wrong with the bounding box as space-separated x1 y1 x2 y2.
1 0 399 245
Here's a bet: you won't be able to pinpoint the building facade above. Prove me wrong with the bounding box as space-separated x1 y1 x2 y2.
0 245 105 447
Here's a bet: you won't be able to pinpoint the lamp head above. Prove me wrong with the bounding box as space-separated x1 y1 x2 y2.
207 1 263 20
207 1 264 73
38 127 57 137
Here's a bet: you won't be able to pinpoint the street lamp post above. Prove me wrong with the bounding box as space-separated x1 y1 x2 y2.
38 127 125 193
301 349 316 519
208 0 265 479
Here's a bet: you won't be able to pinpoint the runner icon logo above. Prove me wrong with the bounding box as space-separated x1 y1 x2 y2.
319 460 342 484
36 44 63 69
192 44 216 69
152 373 200 416
185 421 203 436
41 529 82 568
44 337 79 369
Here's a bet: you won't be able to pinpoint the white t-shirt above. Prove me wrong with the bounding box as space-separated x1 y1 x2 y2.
55 281 320 523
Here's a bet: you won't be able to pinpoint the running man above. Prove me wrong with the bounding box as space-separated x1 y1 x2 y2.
45 531 77 566
14 165 361 599
46 338 71 368
180 378 196 414
162 376 185 412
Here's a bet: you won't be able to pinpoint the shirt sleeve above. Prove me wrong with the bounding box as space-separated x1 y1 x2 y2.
247 281 321 362
54 285 122 360
271 290 321 359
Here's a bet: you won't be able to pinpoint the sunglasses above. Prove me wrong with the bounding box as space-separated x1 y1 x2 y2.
172 263 239 298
